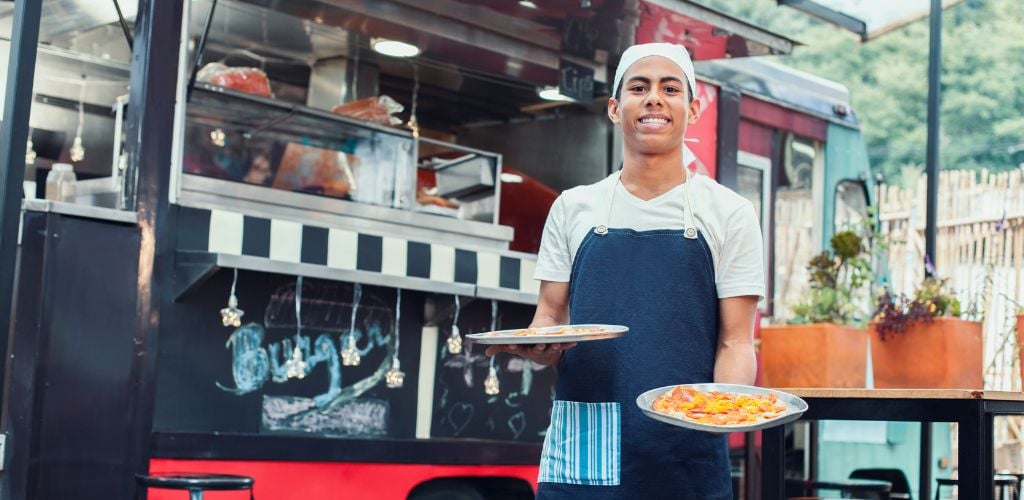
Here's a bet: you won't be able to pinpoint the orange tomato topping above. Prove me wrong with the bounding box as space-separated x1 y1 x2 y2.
652 386 788 426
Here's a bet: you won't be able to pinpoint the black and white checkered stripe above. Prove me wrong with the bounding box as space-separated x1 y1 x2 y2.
176 205 539 296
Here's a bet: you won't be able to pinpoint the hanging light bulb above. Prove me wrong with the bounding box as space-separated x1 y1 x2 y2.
446 294 463 354
284 276 307 379
285 343 308 379
386 289 405 388
342 340 361 366
210 128 226 147
25 134 37 166
484 363 500 395
406 62 420 138
343 283 363 366
69 81 86 162
483 299 500 395
220 268 245 327
386 358 405 388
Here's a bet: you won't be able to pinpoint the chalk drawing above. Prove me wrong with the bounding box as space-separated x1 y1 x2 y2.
263 395 389 437
216 323 269 394
441 340 489 388
447 402 474 436
220 280 400 434
505 357 546 397
507 411 526 439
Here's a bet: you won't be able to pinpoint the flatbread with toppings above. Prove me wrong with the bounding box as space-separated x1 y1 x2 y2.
651 385 788 426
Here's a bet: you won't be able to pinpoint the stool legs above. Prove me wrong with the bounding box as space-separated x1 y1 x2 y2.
189 488 203 500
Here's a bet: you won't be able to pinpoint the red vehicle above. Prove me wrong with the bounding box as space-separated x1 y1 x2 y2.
1 1 869 499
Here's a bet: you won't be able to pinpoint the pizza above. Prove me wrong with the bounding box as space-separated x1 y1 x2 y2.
487 326 608 337
651 386 788 426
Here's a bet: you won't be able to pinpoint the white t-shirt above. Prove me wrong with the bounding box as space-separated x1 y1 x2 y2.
534 172 766 299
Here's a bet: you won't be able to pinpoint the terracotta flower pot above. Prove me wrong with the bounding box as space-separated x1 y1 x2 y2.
1018 314 1024 388
760 324 867 388
870 317 983 389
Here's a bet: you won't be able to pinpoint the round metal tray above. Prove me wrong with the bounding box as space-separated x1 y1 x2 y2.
636 383 808 433
465 324 628 345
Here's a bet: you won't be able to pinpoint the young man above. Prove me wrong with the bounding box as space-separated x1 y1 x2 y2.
486 43 764 499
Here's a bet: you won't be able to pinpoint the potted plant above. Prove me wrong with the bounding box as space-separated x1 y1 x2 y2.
869 277 983 389
760 230 872 388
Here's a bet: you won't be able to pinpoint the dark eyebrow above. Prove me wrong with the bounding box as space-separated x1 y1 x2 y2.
626 76 684 85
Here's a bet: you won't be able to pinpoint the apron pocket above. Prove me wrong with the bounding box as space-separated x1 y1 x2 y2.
538 400 621 486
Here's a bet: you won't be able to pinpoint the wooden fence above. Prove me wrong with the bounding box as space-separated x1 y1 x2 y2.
877 168 1024 391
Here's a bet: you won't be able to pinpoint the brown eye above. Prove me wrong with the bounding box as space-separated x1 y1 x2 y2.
664 86 681 94
629 85 647 93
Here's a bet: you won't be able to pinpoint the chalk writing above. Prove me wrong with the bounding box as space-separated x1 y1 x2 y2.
220 281 397 432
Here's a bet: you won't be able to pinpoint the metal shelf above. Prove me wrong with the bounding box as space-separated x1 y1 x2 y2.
173 251 538 305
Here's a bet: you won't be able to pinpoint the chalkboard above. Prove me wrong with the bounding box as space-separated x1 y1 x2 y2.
430 298 557 443
154 271 422 439
559 58 595 103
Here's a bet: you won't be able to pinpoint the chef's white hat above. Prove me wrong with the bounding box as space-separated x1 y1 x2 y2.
612 43 700 167
612 42 696 99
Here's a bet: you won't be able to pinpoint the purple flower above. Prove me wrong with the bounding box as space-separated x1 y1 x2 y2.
925 255 937 276
996 209 1007 232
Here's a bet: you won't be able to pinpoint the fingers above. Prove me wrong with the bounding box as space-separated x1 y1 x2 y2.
548 342 578 351
485 344 521 357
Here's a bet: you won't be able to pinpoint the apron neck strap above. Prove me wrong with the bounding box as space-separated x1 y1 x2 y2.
596 168 699 239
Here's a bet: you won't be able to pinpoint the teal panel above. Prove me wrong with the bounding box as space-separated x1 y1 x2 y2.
823 124 874 247
817 421 953 500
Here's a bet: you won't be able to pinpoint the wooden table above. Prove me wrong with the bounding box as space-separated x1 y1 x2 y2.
761 389 1024 500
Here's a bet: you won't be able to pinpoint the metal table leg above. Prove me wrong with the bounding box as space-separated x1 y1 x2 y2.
745 431 758 500
921 422 932 500
761 425 786 500
959 407 994 500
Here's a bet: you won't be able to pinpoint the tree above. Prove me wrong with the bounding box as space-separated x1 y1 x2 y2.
697 0 1024 186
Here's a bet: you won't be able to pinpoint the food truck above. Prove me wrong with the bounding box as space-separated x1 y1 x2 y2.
0 0 873 498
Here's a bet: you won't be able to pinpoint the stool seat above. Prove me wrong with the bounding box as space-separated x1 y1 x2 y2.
136 473 254 490
806 478 893 492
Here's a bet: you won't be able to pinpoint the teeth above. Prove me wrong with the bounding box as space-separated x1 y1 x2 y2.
640 117 668 124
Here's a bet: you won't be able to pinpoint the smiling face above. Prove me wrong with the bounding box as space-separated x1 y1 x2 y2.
608 56 702 157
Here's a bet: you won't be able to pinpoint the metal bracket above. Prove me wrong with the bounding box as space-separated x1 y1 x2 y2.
186 0 219 103
172 251 219 302
423 294 476 327
111 0 134 51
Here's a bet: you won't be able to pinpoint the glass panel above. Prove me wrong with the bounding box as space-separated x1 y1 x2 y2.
772 134 817 322
736 164 764 225
2 0 137 208
416 139 498 221
184 85 415 209
835 180 868 231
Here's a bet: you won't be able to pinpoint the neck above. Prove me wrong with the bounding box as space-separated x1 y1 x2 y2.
619 148 687 200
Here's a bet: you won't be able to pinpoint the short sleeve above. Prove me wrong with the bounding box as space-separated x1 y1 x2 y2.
533 195 572 282
715 202 766 299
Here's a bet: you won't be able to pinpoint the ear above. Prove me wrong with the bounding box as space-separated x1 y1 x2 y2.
687 97 702 125
607 97 621 124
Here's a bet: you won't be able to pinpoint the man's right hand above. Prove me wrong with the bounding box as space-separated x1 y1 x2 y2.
484 342 577 366
485 281 573 366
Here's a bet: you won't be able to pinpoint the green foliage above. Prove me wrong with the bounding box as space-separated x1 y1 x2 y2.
790 229 873 326
696 0 1024 186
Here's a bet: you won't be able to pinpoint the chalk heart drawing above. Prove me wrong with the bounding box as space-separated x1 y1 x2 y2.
448 403 474 436
507 411 526 439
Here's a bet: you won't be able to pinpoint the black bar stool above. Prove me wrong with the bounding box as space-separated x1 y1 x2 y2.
935 475 1019 500
136 473 254 500
802 478 892 499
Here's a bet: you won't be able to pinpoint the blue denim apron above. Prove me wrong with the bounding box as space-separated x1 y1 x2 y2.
536 171 730 500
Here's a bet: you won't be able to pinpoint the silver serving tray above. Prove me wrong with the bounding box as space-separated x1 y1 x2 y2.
465 324 628 345
636 383 808 433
